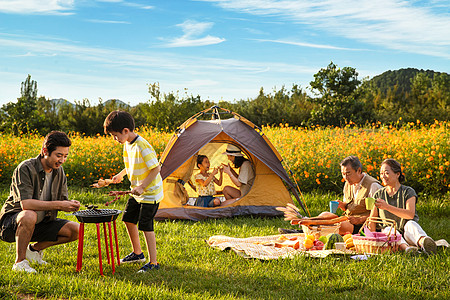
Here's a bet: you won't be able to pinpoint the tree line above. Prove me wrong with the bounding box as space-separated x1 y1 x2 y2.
1 62 449 136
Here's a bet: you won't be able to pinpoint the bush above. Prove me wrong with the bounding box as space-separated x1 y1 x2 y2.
0 122 449 195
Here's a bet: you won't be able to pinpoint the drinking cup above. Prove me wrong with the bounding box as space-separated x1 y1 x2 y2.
329 200 339 213
365 197 376 210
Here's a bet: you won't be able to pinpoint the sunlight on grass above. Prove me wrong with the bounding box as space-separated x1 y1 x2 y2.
0 191 448 299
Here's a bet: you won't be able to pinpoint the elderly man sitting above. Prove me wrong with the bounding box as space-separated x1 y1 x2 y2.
279 156 382 235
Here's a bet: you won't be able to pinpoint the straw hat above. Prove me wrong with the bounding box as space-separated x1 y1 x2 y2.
222 144 243 156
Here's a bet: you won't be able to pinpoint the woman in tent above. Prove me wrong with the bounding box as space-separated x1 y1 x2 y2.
220 145 255 206
369 158 437 254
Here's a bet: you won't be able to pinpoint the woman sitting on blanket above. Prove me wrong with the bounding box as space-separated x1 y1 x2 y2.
368 158 437 254
220 144 255 206
194 155 223 207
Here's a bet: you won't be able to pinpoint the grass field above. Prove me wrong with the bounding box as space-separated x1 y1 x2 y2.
0 189 448 300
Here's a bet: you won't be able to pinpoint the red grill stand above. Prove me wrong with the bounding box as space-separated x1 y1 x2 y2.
76 220 120 275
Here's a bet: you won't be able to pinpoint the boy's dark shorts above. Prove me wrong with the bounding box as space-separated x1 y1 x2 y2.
122 197 159 232
0 212 70 243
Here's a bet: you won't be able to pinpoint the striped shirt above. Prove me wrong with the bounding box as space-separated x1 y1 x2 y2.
123 136 163 203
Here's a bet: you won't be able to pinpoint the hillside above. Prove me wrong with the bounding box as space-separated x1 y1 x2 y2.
368 68 449 94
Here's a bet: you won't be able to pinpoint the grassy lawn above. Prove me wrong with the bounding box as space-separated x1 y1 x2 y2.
0 189 448 299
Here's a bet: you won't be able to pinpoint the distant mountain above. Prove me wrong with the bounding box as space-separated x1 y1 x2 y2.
49 98 130 108
103 99 130 108
50 98 75 108
367 68 449 94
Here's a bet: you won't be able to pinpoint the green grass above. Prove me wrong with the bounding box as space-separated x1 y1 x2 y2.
0 189 449 299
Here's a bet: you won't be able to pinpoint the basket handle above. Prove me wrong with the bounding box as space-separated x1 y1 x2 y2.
360 217 397 239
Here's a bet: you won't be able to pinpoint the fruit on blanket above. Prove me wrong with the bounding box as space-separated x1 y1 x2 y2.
306 234 315 242
344 233 354 249
324 233 344 250
343 234 353 242
318 236 328 244
312 241 324 250
278 235 288 241
304 239 314 249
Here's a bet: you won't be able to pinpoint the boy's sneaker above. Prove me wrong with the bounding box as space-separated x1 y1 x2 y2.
120 252 145 264
26 245 47 265
12 260 37 273
421 237 437 255
137 262 160 273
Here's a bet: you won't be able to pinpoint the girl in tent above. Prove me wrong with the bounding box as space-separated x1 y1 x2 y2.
221 145 255 206
194 155 223 207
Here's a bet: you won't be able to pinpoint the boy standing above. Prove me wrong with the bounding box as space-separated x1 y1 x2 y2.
104 111 163 273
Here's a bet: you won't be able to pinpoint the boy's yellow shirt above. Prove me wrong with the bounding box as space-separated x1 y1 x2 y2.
123 136 163 203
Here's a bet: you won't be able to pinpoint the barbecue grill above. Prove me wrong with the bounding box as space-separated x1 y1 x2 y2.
74 207 122 275
72 209 121 223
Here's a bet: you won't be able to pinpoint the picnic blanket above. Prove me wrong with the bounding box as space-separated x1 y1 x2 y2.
207 233 352 260
207 234 449 260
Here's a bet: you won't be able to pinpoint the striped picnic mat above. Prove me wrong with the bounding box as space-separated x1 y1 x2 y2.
207 233 348 259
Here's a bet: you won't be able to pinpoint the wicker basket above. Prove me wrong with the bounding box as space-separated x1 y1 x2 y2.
301 223 340 237
352 217 401 254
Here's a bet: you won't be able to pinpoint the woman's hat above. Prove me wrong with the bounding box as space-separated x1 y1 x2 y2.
223 144 243 156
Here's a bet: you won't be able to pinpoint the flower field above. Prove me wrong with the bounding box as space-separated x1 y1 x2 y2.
1 122 449 194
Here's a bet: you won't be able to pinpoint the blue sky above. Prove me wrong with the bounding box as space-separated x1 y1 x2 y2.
0 0 449 106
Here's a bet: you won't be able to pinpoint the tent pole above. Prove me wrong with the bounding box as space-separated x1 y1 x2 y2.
284 163 311 217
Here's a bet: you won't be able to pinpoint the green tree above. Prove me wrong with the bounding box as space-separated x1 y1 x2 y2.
0 74 39 134
310 62 361 98
141 83 214 130
231 85 312 127
308 62 371 126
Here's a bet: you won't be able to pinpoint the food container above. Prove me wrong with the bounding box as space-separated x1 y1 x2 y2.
301 223 340 237
334 242 346 251
72 209 122 223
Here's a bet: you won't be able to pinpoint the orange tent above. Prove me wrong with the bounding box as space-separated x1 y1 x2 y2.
155 106 304 221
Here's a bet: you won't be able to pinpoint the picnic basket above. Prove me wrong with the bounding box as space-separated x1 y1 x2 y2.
301 223 340 237
352 217 401 254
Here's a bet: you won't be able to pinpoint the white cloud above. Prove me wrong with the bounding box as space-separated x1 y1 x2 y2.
165 35 226 48
96 0 154 10
254 38 364 51
200 0 450 59
163 20 226 48
0 0 74 15
177 20 214 37
123 2 154 10
0 32 315 104
87 19 131 24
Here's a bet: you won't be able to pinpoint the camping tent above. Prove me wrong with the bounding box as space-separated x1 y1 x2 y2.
155 106 304 221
